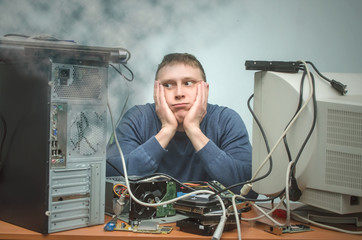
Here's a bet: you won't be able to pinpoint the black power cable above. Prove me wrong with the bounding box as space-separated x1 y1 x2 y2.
281 69 317 201
306 61 347 95
288 71 317 192
109 63 134 82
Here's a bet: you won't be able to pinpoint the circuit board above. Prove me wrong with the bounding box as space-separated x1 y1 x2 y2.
265 224 313 235
156 181 176 217
104 218 172 234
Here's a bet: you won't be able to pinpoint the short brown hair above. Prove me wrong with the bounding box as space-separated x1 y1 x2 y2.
155 53 206 81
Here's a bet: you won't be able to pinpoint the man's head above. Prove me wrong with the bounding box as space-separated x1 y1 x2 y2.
155 53 208 128
155 53 206 82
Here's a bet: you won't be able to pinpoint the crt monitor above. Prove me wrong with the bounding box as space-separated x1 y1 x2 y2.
251 71 362 215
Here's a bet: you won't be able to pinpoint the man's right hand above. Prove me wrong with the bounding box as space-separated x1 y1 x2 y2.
153 81 177 148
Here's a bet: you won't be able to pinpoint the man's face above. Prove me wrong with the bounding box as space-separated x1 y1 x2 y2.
156 63 204 124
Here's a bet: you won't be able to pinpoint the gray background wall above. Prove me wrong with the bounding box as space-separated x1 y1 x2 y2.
1 0 361 138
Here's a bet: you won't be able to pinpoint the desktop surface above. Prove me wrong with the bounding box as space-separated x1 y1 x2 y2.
1 205 361 240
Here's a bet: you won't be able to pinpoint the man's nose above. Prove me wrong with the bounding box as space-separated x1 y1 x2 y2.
175 84 185 99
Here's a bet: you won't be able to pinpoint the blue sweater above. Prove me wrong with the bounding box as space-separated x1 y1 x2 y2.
106 103 253 193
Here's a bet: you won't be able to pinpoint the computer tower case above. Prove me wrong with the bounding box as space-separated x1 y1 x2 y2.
0 38 130 233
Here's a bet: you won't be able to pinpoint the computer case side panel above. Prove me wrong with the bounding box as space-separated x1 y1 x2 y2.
0 59 51 233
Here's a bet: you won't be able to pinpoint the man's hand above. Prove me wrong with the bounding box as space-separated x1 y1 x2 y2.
183 81 210 151
183 81 209 131
153 81 177 148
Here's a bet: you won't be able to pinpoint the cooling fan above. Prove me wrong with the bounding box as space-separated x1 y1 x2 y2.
129 180 176 222
69 110 106 156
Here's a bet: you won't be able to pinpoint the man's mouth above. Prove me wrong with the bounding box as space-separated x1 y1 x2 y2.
172 103 188 108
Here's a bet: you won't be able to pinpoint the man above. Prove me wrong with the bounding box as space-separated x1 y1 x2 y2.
106 53 253 194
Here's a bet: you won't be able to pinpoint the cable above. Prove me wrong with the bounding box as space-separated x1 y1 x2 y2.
253 62 315 229
289 72 317 175
241 60 314 196
232 194 287 240
107 64 132 147
305 61 347 95
106 90 129 147
208 93 273 199
281 62 316 227
284 161 294 226
229 61 315 235
251 202 286 227
282 70 306 164
113 183 128 197
245 94 274 184
240 60 342 198
291 210 362 235
236 60 355 237
109 63 134 82
115 91 130 129
240 196 286 222
224 60 317 239
106 159 195 193
304 61 331 83
282 70 317 202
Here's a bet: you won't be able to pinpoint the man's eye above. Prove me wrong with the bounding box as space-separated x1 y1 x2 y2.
163 83 173 88
185 81 194 86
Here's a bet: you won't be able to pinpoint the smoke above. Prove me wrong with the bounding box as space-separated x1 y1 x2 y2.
1 0 362 138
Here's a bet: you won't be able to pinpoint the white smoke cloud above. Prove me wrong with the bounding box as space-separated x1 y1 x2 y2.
1 0 362 138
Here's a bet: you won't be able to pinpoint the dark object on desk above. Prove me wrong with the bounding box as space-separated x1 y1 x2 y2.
176 217 236 236
129 179 177 223
105 176 188 225
174 180 238 216
177 218 217 236
173 194 223 215
174 192 243 237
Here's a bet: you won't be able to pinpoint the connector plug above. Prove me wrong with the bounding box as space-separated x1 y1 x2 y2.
211 215 227 240
331 80 348 95
289 177 302 201
113 189 128 216
240 183 253 196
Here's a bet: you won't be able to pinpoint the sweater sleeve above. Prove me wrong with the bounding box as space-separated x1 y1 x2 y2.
106 105 167 177
196 108 253 193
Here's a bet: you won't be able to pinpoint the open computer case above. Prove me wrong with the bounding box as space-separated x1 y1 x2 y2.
0 36 129 233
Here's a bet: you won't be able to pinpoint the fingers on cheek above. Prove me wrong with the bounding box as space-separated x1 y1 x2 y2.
201 82 208 102
205 83 209 100
160 85 166 101
154 82 160 101
198 82 204 99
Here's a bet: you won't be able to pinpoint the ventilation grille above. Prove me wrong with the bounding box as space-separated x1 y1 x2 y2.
52 64 106 99
69 111 106 156
327 109 362 148
325 108 362 190
325 150 362 190
300 188 342 213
